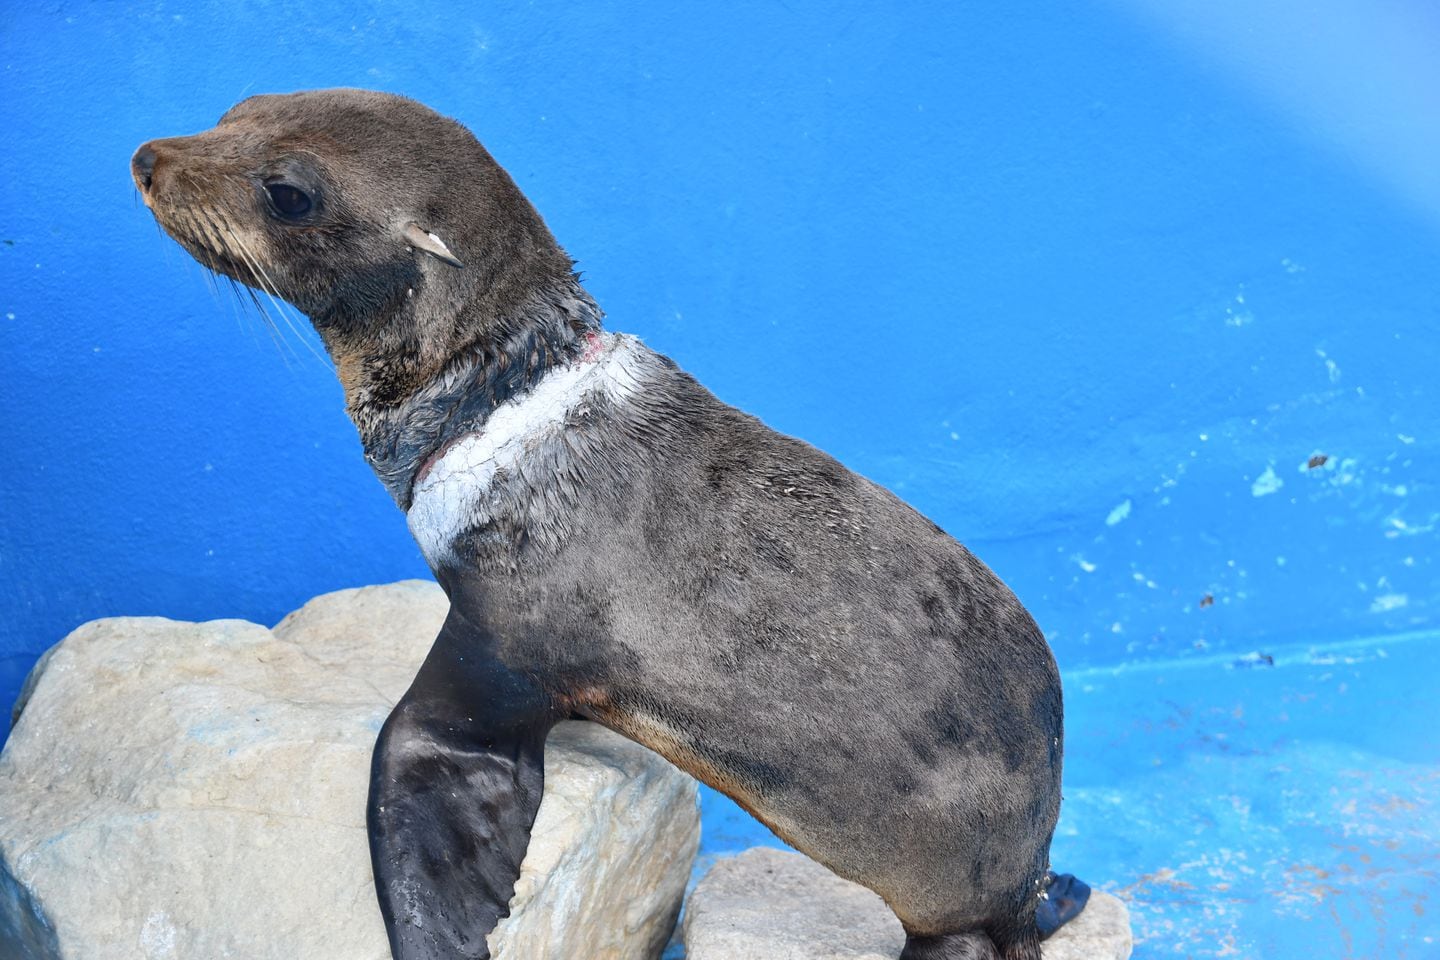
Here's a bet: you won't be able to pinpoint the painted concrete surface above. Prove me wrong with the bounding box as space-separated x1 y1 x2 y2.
698 630 1440 958
4 3 1440 716
2 2 1438 955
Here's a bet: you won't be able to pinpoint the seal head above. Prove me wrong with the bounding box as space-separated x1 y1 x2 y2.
133 89 602 506
134 88 569 335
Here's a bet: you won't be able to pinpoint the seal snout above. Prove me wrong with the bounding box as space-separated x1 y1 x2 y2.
131 143 158 201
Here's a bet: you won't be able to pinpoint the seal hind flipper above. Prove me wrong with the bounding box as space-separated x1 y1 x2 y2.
367 611 555 959
1034 871 1091 939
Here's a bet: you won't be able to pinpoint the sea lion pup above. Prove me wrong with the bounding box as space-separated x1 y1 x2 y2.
132 89 1089 960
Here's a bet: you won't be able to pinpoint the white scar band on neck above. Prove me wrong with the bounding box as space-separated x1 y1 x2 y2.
405 333 650 563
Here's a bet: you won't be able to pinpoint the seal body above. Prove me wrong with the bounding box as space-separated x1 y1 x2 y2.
133 89 1081 960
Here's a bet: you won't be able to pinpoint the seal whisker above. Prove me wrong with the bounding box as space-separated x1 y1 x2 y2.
213 221 292 346
232 265 297 368
186 203 293 366
193 261 231 325
204 206 294 346
216 276 253 342
186 208 233 274
223 275 286 357
190 205 298 367
165 178 305 368
158 205 253 346
224 222 330 369
229 271 293 367
233 250 307 369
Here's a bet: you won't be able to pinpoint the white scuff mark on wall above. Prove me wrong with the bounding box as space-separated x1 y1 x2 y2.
1105 499 1132 526
1369 593 1408 613
1224 286 1253 326
1326 457 1361 487
1385 514 1439 538
1251 466 1284 497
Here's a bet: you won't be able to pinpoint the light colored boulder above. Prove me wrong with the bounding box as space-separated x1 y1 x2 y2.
682 848 901 960
682 847 1131 960
1036 889 1132 960
0 580 700 960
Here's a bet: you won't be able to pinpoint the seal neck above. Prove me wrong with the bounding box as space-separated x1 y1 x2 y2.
356 280 605 509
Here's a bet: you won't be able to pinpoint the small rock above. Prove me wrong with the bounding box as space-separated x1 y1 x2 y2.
0 580 699 960
1041 888 1132 960
683 848 901 960
682 848 1131 960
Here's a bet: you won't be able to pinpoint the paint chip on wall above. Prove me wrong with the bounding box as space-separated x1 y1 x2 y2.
1369 593 1408 613
1251 466 1284 497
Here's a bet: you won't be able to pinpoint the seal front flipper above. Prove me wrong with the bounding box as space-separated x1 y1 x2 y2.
367 610 554 960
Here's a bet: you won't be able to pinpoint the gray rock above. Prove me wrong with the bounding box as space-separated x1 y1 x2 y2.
0 580 699 960
682 847 1131 960
1041 887 1132 960
682 848 901 960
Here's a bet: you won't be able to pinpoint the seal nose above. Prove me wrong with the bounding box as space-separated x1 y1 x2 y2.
131 144 157 193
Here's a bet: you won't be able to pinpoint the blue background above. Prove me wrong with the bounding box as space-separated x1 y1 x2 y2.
2 2 1437 957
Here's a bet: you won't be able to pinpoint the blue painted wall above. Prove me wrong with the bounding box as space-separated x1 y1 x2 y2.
4 3 1439 956
4 1 1438 708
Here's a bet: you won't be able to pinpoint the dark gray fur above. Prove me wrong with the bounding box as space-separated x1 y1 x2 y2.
362 289 600 509
134 89 1076 960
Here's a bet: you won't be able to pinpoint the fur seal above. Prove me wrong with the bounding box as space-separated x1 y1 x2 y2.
132 89 1089 960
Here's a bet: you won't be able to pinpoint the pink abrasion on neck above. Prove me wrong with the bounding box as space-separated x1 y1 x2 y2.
582 331 605 363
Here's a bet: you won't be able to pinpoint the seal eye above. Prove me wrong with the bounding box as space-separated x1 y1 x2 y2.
265 183 312 219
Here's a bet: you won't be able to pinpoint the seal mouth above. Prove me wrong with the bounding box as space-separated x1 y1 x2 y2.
152 203 265 289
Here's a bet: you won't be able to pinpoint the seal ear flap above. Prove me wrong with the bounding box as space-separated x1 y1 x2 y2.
400 221 465 268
